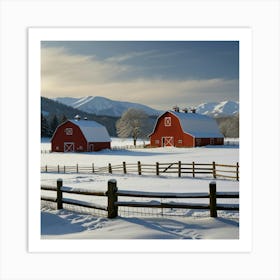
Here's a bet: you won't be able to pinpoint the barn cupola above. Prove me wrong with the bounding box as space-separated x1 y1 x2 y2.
74 115 81 121
182 108 188 113
172 105 180 112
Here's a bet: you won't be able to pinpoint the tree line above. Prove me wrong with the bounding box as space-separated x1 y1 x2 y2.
41 96 119 136
41 108 239 142
41 113 67 137
41 108 155 143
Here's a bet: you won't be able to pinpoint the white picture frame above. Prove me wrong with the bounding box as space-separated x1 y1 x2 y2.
29 26 252 253
1 1 279 279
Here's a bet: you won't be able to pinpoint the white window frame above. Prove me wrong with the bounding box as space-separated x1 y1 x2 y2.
64 127 73 135
164 117 172 127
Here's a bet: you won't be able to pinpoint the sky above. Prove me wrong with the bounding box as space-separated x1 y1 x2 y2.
41 41 239 110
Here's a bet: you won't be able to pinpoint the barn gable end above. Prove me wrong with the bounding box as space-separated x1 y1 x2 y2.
149 110 224 147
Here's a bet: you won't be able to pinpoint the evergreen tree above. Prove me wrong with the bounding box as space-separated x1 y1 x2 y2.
41 113 50 137
49 114 59 135
60 114 68 124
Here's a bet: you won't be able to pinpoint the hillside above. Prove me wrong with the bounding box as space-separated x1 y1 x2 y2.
53 96 162 117
53 96 239 118
41 97 118 136
42 97 239 138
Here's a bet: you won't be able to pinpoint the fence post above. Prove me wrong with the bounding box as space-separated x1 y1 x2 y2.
108 163 112 174
92 163 95 173
107 179 118 218
236 162 239 181
57 178 63 210
212 161 216 179
64 166 66 173
45 165 47 172
57 165 60 173
209 181 217 217
123 161 127 174
178 161 181 177
156 162 159 176
138 161 142 175
76 164 79 173
192 162 195 178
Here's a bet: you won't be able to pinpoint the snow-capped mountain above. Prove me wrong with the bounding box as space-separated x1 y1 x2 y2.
52 96 239 118
53 96 161 117
195 101 239 117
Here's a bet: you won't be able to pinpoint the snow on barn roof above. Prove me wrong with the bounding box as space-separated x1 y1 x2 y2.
70 119 111 142
170 111 224 138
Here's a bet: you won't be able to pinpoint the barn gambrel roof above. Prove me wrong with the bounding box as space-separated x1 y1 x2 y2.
69 119 111 142
51 119 111 142
151 111 224 138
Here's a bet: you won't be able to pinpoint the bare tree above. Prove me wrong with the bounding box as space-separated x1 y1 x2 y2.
216 114 239 138
116 108 153 146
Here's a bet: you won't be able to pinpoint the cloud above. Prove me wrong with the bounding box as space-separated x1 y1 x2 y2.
41 47 238 109
105 50 157 63
41 46 131 84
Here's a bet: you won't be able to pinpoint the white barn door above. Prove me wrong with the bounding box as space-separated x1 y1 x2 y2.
64 142 75 152
162 137 174 147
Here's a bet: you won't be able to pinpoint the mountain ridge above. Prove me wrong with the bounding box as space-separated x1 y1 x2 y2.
53 96 162 117
53 96 239 117
196 100 239 117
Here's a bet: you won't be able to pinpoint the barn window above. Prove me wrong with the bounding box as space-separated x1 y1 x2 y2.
164 117 171 127
210 138 214 145
178 139 182 144
56 146 59 150
155 140 159 144
196 138 201 145
64 128 73 135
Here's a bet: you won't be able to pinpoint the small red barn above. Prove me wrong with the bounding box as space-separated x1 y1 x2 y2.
51 118 111 152
149 110 224 147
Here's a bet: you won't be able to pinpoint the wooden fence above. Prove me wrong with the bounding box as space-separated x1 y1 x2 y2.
41 179 239 218
41 161 239 181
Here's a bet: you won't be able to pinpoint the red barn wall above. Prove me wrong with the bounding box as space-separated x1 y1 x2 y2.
51 121 111 152
195 137 224 146
150 112 195 147
51 121 88 152
150 112 224 147
89 142 111 151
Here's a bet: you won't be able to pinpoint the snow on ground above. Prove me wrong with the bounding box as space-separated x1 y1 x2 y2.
41 209 239 239
41 138 239 239
41 137 238 166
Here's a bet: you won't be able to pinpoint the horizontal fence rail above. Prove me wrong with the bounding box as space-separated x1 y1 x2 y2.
41 161 239 181
41 179 239 218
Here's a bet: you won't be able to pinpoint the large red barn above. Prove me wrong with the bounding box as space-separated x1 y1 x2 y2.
51 118 111 152
149 109 224 147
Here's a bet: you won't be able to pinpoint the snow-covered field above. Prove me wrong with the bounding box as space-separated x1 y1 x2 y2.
41 138 239 239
